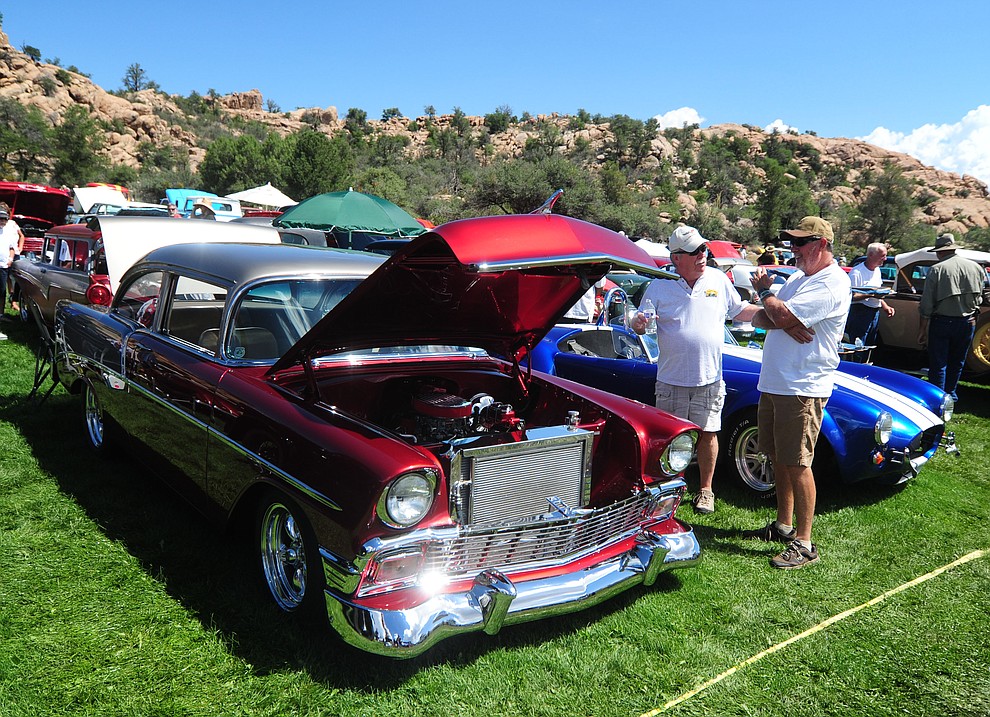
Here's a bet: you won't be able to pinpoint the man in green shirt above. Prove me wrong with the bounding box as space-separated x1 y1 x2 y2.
918 233 987 401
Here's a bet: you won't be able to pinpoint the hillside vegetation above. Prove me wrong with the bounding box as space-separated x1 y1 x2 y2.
3 23 990 256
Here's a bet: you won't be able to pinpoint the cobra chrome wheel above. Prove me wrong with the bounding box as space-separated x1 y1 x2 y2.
727 412 775 493
258 496 319 614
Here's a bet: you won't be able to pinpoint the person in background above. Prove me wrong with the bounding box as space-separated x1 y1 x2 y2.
918 233 987 402
845 243 895 360
631 225 759 514
0 201 25 315
0 209 16 337
757 246 778 266
562 276 607 323
744 216 851 569
168 203 182 218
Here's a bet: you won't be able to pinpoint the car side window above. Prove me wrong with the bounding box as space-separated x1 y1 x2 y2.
41 235 58 264
114 271 165 326
164 275 227 351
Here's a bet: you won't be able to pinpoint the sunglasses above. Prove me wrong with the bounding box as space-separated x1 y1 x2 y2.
672 246 707 256
790 235 824 248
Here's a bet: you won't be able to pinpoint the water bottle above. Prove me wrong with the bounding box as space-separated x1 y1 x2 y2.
642 299 657 334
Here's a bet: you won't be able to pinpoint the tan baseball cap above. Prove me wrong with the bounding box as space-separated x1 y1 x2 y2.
781 216 834 243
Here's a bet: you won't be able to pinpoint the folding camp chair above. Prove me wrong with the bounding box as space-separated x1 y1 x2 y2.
26 301 59 404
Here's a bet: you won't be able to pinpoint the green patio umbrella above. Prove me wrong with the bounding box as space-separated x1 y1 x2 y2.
274 189 426 239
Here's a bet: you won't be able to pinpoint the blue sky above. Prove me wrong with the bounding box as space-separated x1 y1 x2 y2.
5 1 990 182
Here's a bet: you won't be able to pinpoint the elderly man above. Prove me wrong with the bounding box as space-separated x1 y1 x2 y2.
631 225 759 514
845 243 895 359
918 233 987 402
744 216 851 569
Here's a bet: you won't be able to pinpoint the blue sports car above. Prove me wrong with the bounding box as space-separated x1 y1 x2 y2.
529 289 954 493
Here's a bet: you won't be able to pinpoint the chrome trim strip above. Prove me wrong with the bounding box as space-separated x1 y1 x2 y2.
63 354 340 512
322 527 700 658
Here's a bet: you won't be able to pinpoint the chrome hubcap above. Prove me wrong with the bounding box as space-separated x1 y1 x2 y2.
260 503 307 611
84 385 103 449
734 425 774 492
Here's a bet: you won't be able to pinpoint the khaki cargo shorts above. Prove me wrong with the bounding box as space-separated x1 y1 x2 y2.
757 393 826 467
655 380 726 432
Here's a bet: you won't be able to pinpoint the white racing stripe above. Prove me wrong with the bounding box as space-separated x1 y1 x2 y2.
722 344 941 430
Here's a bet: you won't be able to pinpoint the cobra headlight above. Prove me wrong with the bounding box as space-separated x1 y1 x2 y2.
660 432 696 476
379 471 436 528
940 394 954 423
874 412 893 446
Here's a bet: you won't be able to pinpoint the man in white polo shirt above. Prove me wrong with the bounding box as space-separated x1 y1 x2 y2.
632 225 759 514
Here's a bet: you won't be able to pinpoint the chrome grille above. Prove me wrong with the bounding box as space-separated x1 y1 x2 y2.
424 489 662 578
449 426 593 526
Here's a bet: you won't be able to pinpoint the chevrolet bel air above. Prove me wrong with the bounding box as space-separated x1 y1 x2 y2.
55 214 702 657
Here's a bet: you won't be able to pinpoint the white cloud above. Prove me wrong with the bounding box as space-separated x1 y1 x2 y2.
764 118 798 134
859 105 990 186
653 107 704 129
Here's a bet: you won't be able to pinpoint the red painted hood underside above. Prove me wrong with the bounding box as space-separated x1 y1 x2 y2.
271 214 659 372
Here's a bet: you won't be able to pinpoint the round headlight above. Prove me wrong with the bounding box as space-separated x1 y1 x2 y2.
660 432 696 475
874 412 893 446
382 472 435 527
940 394 954 423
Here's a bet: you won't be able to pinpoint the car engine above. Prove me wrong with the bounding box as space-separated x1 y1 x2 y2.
395 382 525 444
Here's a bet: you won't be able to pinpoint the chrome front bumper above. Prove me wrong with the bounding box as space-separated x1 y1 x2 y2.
323 527 700 658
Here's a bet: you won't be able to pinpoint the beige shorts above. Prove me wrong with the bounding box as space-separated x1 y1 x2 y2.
757 393 826 467
655 380 725 432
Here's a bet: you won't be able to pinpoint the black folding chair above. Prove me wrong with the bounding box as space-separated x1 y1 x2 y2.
26 301 59 404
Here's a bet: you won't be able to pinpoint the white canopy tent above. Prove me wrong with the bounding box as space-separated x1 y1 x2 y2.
226 183 297 209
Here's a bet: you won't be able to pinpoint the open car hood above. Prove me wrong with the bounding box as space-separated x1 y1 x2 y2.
99 216 282 291
270 214 661 373
0 181 71 226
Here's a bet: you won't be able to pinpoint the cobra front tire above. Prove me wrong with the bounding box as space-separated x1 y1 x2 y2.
723 410 775 493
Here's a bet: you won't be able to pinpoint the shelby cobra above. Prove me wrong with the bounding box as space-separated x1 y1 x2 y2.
529 289 953 494
55 215 702 657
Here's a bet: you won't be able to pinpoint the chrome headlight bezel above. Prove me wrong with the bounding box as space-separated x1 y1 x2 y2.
378 471 437 528
940 394 954 423
660 431 697 476
874 411 893 446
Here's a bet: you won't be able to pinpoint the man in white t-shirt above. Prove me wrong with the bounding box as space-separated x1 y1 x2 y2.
744 216 851 570
845 243 894 360
631 225 759 514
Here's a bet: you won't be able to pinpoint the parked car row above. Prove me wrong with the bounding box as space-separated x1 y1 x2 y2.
9 208 959 658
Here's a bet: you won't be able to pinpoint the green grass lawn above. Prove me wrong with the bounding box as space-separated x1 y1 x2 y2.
1 315 988 717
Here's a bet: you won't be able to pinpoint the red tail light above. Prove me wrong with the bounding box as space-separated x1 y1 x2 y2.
86 281 112 306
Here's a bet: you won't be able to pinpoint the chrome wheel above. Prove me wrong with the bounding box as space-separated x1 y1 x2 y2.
83 382 104 451
731 422 775 493
259 500 310 612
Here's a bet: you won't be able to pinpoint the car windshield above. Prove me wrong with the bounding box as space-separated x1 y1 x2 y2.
229 278 486 362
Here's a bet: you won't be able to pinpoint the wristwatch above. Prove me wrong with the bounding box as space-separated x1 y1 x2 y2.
758 289 773 301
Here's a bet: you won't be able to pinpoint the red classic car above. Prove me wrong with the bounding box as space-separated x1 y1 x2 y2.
55 214 701 657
